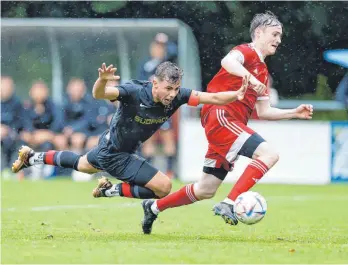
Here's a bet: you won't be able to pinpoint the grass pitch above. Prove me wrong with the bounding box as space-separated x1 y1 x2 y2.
1 178 348 264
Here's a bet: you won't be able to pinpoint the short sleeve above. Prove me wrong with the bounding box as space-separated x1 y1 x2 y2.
177 87 194 105
232 44 255 66
113 82 138 102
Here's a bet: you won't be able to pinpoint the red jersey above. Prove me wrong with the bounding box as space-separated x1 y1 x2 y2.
201 43 269 125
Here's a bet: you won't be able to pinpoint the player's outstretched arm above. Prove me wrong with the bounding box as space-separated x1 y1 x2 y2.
92 63 121 100
256 100 314 120
197 75 250 105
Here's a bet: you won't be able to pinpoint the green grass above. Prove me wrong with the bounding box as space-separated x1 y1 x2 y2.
1 178 348 264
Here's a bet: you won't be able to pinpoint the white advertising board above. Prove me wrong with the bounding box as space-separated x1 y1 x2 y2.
178 119 331 185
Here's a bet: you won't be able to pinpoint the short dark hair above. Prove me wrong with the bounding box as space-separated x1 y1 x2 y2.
155 61 183 84
250 11 282 40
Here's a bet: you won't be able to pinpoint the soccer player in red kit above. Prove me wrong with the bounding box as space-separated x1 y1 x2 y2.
141 11 314 234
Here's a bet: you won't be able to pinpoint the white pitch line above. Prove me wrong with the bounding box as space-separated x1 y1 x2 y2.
1 195 347 213
1 202 139 212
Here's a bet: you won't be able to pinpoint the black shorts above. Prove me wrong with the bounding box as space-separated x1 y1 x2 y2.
86 130 158 186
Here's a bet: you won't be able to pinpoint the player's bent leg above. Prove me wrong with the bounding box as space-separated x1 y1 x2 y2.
223 134 279 212
202 166 239 226
252 141 279 169
76 155 100 173
144 171 172 198
141 169 225 234
93 158 167 200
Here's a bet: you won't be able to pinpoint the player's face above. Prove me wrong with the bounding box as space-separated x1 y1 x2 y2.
260 26 282 56
153 78 181 106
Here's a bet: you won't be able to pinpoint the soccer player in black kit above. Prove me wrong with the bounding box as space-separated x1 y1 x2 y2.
12 62 249 201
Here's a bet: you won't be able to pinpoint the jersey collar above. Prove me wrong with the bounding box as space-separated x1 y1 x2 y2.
250 43 265 62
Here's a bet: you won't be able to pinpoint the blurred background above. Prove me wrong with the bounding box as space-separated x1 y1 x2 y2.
1 1 348 184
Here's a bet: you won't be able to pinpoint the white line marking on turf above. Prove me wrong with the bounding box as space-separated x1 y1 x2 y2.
2 195 347 213
1 202 139 212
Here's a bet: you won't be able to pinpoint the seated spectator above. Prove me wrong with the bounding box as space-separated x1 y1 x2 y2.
53 78 93 154
84 80 118 151
24 81 62 151
22 80 62 179
1 76 30 177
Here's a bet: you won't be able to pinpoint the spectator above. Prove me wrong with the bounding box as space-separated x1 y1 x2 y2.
22 80 62 179
53 78 93 154
85 80 117 151
1 76 30 176
24 81 62 150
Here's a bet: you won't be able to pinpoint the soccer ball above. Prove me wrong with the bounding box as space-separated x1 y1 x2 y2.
234 191 267 225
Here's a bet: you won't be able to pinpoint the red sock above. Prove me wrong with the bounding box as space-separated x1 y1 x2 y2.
44 150 57 165
120 183 133 198
157 184 198 211
228 159 269 201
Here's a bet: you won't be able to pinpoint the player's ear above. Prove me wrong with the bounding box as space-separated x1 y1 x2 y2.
152 78 158 88
255 27 262 39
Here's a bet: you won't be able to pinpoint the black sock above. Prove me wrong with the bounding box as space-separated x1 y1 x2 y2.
117 183 157 199
43 150 81 170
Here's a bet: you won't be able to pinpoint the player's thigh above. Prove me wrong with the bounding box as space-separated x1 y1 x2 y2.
77 154 101 173
203 144 233 181
209 121 265 162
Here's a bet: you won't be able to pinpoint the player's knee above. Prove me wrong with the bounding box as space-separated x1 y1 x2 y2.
270 151 280 165
194 183 217 200
254 142 279 168
156 179 172 198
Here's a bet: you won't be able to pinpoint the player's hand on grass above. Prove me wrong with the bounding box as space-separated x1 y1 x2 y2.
98 63 120 82
236 75 250 100
295 104 314 119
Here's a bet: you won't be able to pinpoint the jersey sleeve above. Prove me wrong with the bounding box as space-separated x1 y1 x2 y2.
177 87 199 106
112 82 138 102
231 45 255 66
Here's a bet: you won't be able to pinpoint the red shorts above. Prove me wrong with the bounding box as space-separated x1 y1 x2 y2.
202 108 264 170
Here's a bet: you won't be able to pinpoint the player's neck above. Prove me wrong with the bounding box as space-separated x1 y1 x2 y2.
152 89 160 103
251 42 267 60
